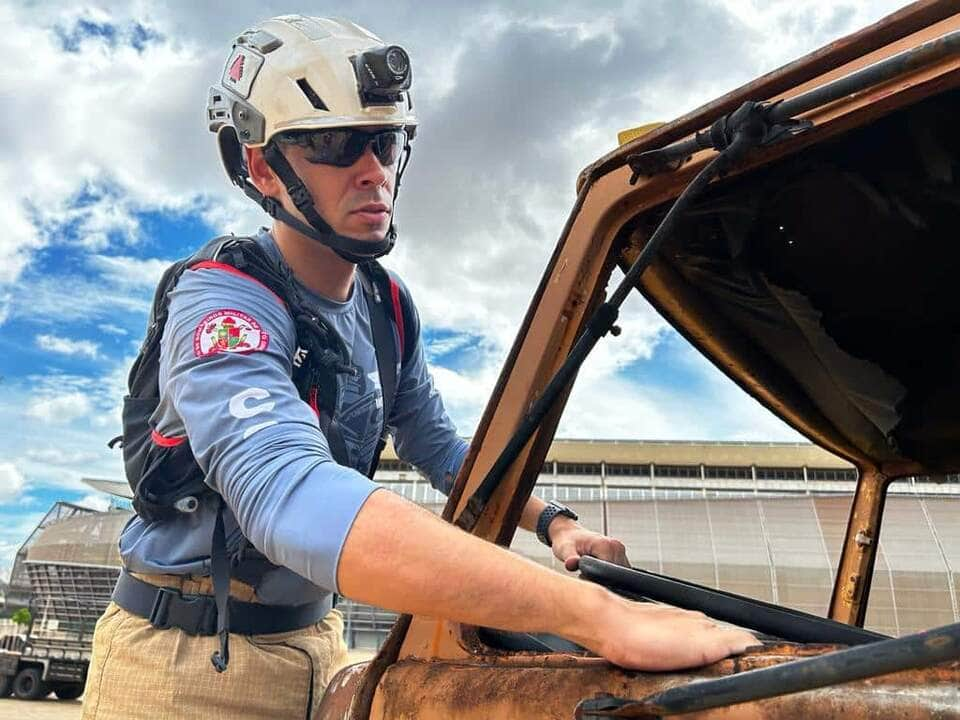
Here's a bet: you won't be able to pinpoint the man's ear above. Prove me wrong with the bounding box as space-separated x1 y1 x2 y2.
245 146 284 196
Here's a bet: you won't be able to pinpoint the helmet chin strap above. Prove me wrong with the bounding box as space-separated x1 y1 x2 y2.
238 141 403 264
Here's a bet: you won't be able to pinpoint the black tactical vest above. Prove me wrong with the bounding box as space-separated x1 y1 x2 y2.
116 233 414 522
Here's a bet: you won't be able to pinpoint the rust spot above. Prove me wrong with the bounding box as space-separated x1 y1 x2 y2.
924 635 954 651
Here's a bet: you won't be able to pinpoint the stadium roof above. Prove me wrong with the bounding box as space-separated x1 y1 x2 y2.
26 511 130 568
383 438 854 468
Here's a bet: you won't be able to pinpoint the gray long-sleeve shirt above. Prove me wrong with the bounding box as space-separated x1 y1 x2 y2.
120 230 468 604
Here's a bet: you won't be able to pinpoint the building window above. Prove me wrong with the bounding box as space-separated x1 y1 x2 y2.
703 466 752 479
556 462 602 476
756 467 804 481
606 463 650 476
654 464 701 479
807 468 857 481
378 460 416 472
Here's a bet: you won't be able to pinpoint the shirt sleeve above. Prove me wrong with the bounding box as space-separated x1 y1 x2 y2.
156 266 382 593
386 278 469 494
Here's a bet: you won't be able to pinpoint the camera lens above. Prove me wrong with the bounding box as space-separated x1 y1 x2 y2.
385 47 409 77
353 45 412 105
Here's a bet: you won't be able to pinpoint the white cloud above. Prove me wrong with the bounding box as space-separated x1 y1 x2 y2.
559 360 804 442
713 0 906 72
430 364 499 434
0 3 217 289
4 274 151 327
24 448 102 466
36 333 101 359
98 323 128 336
0 463 26 503
89 254 172 288
0 363 131 504
25 391 93 424
77 493 112 512
34 191 142 251
424 333 484 362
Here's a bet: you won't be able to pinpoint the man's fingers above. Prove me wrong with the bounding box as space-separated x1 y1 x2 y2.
553 531 631 572
614 544 630 567
718 628 759 656
583 537 629 566
608 540 630 567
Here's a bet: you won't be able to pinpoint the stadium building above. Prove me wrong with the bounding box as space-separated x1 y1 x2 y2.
5 440 960 652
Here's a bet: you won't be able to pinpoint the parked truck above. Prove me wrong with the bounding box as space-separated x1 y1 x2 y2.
0 506 127 701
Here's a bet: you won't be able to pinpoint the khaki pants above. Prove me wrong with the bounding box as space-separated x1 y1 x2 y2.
81 580 349 720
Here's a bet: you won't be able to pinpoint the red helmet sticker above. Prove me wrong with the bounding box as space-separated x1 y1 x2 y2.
221 47 264 99
194 309 269 358
228 54 245 83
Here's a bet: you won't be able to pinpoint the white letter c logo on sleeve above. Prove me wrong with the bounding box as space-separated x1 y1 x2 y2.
229 388 278 439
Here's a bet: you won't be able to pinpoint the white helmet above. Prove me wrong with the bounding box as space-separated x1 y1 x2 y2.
207 16 418 262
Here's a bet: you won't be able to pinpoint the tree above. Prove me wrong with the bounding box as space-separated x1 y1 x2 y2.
11 608 31 627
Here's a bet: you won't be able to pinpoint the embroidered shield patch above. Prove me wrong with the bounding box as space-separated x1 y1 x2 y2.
194 309 269 357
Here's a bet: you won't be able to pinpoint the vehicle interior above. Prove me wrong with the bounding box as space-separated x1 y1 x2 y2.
634 87 960 474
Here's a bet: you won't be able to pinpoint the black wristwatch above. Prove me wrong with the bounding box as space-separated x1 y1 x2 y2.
536 501 579 547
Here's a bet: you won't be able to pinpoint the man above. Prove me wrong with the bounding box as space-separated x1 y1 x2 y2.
81 16 755 720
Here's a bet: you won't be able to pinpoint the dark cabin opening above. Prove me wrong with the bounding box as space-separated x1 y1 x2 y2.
644 86 960 471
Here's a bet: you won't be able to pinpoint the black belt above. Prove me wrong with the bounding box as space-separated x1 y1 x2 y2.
112 570 331 637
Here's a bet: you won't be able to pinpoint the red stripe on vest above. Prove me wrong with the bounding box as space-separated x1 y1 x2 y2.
389 278 405 355
190 261 285 307
151 429 186 447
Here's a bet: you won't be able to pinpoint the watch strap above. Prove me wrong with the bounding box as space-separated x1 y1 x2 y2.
536 501 578 547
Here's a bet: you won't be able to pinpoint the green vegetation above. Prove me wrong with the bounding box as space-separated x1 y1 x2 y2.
11 608 31 627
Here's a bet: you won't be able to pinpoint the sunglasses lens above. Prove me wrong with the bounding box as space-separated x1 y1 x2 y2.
371 130 406 166
283 129 407 167
309 130 357 166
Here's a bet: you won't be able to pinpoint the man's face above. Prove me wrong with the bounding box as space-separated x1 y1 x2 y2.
278 126 400 242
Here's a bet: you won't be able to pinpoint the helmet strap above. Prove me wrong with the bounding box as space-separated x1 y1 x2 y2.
256 142 397 263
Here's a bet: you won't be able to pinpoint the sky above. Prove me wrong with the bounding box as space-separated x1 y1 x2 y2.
0 0 908 580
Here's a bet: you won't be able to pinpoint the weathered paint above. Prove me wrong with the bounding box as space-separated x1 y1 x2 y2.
366 646 960 719
314 662 368 720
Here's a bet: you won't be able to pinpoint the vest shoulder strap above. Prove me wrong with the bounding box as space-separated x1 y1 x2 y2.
358 260 417 477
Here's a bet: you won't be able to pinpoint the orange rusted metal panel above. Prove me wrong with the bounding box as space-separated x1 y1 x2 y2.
365 646 960 718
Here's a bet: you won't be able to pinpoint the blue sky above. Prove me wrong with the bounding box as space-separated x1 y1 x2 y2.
0 1 907 578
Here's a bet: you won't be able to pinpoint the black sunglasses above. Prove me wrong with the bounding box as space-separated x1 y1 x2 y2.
274 127 408 168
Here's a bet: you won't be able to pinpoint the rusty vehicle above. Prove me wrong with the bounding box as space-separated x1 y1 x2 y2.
317 2 960 717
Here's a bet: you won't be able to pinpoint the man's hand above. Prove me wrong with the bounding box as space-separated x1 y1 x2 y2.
548 515 629 571
568 592 759 672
